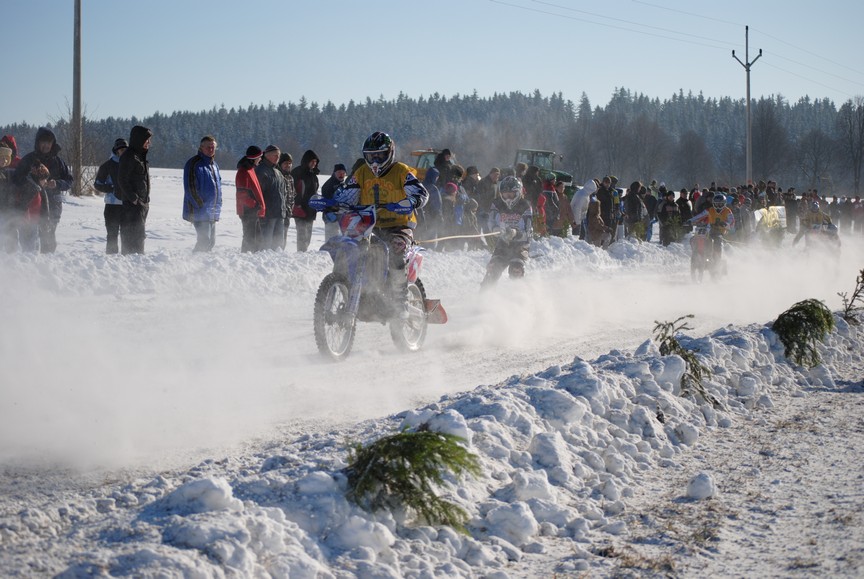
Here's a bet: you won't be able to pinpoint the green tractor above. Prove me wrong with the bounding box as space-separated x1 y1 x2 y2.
514 148 574 196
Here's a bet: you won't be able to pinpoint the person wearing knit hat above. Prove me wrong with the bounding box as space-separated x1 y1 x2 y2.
656 185 681 247
320 162 349 239
112 138 129 154
245 145 263 159
290 149 321 252
236 146 266 252
256 144 288 251
93 138 129 253
276 152 296 248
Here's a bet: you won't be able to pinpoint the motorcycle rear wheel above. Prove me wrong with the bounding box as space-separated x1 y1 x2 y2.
389 279 428 353
690 254 705 283
314 273 356 361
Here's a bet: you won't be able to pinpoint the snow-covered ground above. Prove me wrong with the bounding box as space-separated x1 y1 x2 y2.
1 168 862 577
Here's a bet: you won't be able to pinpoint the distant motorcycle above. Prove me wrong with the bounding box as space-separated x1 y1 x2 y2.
689 225 726 282
309 196 447 361
801 222 841 254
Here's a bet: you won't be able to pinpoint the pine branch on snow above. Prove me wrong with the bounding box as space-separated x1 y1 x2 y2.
344 426 481 531
653 315 720 408
772 298 835 368
837 268 864 325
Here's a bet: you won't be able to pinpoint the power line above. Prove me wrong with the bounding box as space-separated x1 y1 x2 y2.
748 28 864 79
631 0 864 81
490 0 863 101
532 0 737 48
761 62 855 100
488 0 732 52
757 49 864 90
630 0 741 27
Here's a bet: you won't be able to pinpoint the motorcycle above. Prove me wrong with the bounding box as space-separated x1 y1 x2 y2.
308 196 448 361
802 222 841 253
689 224 726 282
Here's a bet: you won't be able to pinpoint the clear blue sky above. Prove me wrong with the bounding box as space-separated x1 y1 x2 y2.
3 0 863 127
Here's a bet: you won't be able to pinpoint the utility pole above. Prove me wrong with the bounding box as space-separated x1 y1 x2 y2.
72 0 82 196
732 26 761 187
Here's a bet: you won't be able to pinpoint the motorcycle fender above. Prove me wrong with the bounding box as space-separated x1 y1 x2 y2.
320 236 359 262
425 299 448 324
406 248 424 283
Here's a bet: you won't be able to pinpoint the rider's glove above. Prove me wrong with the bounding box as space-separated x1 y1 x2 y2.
385 198 415 214
500 227 518 242
307 195 333 211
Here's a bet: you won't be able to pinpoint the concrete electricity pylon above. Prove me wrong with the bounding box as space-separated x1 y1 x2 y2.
72 0 82 196
732 25 761 187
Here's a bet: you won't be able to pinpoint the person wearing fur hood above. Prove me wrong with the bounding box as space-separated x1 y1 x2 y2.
11 127 73 253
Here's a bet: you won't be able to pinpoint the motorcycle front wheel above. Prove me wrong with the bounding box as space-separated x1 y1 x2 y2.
389 279 428 353
314 273 356 361
690 254 704 283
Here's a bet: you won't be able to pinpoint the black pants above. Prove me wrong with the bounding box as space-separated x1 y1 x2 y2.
38 217 59 253
121 202 148 255
482 241 529 287
104 204 124 254
240 212 261 253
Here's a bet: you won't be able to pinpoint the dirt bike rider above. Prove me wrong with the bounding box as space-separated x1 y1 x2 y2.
329 131 428 317
480 175 533 289
687 192 734 262
793 200 835 245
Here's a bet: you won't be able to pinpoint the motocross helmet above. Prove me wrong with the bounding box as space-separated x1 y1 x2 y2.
498 175 523 209
712 193 726 210
810 201 820 213
362 131 395 177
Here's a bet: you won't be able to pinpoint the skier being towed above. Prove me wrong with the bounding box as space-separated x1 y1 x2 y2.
480 175 533 289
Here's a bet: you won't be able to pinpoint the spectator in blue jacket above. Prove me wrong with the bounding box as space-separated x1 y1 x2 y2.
183 135 223 251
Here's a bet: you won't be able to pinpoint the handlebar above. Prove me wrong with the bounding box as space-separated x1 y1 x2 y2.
307 195 414 215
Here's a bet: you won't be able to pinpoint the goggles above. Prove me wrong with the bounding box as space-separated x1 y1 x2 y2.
364 151 389 165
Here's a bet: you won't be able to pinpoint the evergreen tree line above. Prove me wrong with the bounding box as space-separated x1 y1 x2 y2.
3 89 864 195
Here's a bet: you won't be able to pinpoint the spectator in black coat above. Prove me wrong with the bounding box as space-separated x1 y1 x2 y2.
676 188 693 234
117 125 152 254
433 149 454 187
256 144 288 251
656 188 681 246
522 165 543 210
320 163 348 240
290 149 320 251
93 138 128 254
11 127 73 253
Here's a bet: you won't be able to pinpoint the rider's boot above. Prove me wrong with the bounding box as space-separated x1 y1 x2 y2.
389 276 411 320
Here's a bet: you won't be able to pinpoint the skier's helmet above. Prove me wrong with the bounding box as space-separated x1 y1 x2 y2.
498 176 523 209
810 200 820 213
712 193 726 211
362 131 395 177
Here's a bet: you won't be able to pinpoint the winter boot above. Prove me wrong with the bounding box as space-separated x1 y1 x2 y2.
389 276 410 320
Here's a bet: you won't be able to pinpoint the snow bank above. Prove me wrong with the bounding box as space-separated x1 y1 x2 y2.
4 315 858 577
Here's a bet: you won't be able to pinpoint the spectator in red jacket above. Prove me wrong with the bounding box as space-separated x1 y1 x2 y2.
235 146 266 253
